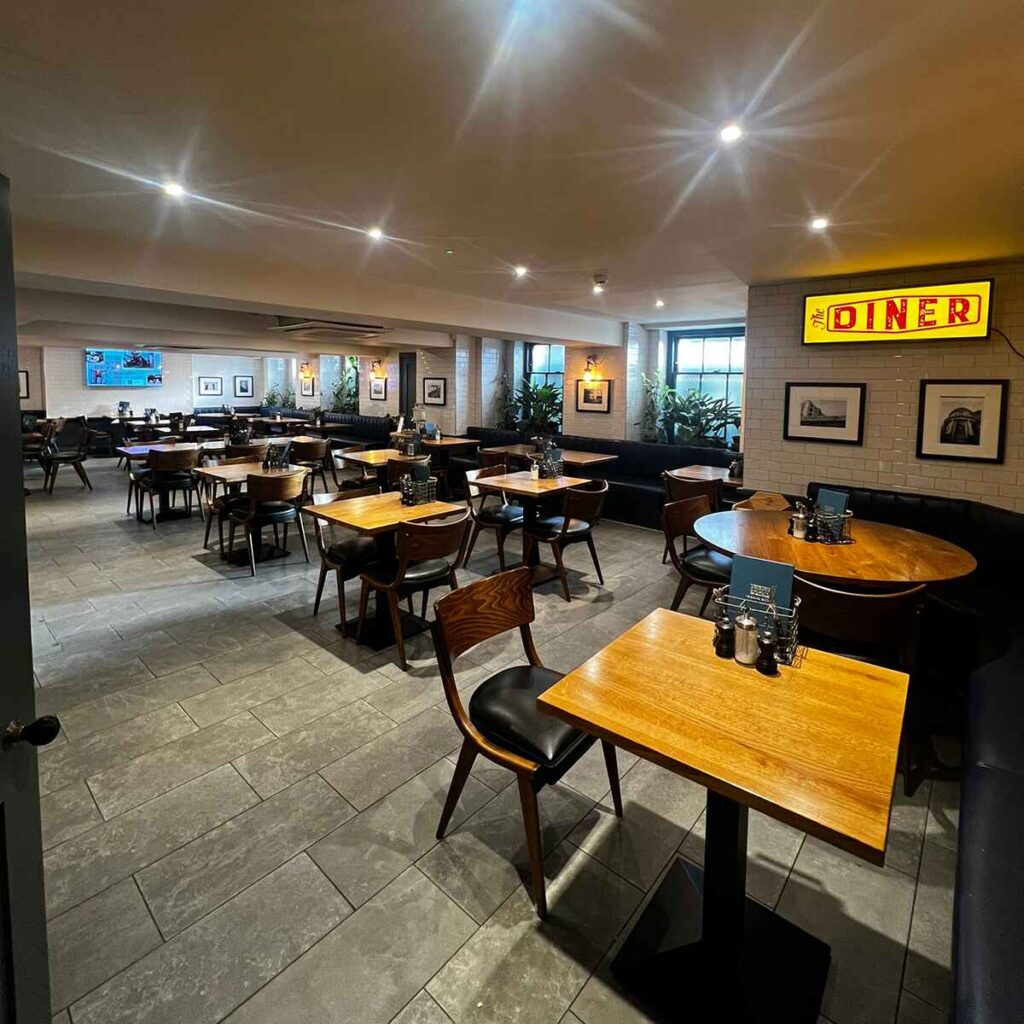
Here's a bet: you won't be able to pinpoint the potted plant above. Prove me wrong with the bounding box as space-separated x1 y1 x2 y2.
495 373 521 430
516 378 562 440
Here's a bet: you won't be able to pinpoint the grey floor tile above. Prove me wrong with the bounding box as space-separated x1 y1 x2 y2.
776 837 916 1024
903 841 955 1012
48 878 161 1011
52 1012 70 1024
560 742 638 803
44 764 258 919
320 708 460 810
428 845 643 1024
680 807 805 908
309 759 493 908
886 780 931 877
40 782 102 851
200 636 322 684
33 657 155 712
38 704 197 797
567 760 706 890
87 711 273 819
250 665 388 736
417 780 594 924
181 656 326 727
925 781 959 853
137 774 354 937
365 673 460 724
225 867 474 1024
234 699 395 798
70 855 349 1024
392 991 455 1024
59 664 220 740
896 991 946 1024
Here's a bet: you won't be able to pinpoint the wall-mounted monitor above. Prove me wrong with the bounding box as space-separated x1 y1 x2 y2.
84 349 163 387
802 280 993 345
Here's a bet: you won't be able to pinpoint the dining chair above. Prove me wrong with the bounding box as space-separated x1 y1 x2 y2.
308 486 382 624
226 470 310 576
357 510 469 670
290 438 331 495
523 479 608 602
792 574 926 795
108 420 130 470
663 495 733 616
461 464 524 570
479 449 508 469
136 447 200 528
334 445 374 490
432 567 623 919
38 420 95 494
386 456 430 492
199 455 256 552
661 474 722 562
226 442 265 459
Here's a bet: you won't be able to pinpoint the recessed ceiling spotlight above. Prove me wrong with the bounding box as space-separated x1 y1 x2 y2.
655 299 665 308
592 284 605 295
809 216 830 231
444 248 455 256
162 182 185 197
513 265 529 278
718 123 743 144
592 272 608 296
367 226 384 240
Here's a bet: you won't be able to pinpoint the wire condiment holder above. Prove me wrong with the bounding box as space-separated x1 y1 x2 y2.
712 585 801 666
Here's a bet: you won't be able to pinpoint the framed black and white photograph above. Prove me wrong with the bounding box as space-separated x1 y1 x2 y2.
783 382 866 445
197 376 223 397
369 377 387 401
423 377 446 406
18 370 28 400
575 378 612 414
233 375 254 399
299 378 315 398
916 379 1008 464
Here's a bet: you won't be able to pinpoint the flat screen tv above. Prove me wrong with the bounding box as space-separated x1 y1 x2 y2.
84 349 163 387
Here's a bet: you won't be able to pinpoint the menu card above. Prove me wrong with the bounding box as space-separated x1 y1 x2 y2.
729 554 794 616
815 488 849 515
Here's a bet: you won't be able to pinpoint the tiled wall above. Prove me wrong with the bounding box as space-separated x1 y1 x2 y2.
743 259 1024 511
191 354 264 408
357 354 399 418
18 346 43 410
415 345 458 435
479 338 504 426
561 341 627 439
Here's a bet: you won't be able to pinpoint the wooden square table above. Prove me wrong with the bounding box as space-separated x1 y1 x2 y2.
155 424 221 436
302 491 464 648
471 470 590 586
539 609 909 1022
115 442 202 461
668 464 743 489
559 449 617 468
419 437 479 450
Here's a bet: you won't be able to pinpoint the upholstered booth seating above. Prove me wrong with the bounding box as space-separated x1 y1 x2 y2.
318 412 394 449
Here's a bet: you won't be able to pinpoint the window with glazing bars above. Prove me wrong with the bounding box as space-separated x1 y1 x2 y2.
667 327 744 445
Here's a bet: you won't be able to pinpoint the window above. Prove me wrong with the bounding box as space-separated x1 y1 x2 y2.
264 357 287 396
525 343 564 392
667 327 744 444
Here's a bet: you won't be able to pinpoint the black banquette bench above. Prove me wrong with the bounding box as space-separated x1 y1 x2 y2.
258 408 393 449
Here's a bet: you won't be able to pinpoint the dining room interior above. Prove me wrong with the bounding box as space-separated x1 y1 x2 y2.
2 1 1023 1023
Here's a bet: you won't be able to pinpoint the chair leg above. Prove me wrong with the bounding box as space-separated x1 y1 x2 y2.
296 516 310 563
462 521 482 568
699 585 714 617
551 542 571 602
282 523 289 554
336 570 348 630
670 576 691 612
386 590 407 670
246 527 257 577
313 562 329 615
436 739 478 839
73 461 92 490
47 464 59 493
273 524 280 549
356 580 371 641
602 741 623 817
586 535 604 585
495 528 507 571
203 504 216 549
126 480 135 515
218 513 227 556
421 589 429 619
228 520 237 559
516 774 547 920
148 489 156 530
662 539 670 565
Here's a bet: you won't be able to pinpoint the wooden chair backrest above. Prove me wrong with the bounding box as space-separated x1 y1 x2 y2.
226 443 263 459
464 464 508 512
564 479 608 525
479 450 508 468
395 510 469 571
663 472 722 509
148 447 199 472
247 470 307 503
291 439 329 462
387 456 429 490
662 496 712 571
309 485 381 556
792 575 925 663
201 454 252 468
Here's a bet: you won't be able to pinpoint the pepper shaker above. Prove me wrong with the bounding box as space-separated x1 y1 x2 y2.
713 615 735 659
734 607 759 666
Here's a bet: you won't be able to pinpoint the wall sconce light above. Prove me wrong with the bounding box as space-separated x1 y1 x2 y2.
583 355 602 382
299 362 314 381
370 359 386 379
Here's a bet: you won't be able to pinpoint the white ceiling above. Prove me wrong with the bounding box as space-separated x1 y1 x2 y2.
2 0 1022 338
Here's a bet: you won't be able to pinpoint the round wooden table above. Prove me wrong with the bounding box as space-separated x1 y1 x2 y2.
694 510 976 587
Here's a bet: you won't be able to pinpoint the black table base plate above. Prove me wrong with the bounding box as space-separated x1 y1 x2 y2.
612 859 830 1024
223 543 296 566
336 606 432 651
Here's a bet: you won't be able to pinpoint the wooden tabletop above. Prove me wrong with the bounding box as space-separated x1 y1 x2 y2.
116 443 202 459
251 416 308 425
155 424 221 435
481 443 538 458
695 509 977 586
471 469 590 499
301 490 463 535
669 464 743 489
193 462 308 484
420 437 479 448
539 609 908 864
341 448 422 467
194 412 256 420
560 450 618 466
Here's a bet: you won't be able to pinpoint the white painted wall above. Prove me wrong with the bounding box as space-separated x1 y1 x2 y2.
191 353 264 407
17 346 43 411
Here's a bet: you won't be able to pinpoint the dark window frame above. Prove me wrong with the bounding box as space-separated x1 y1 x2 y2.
666 326 745 444
524 342 565 392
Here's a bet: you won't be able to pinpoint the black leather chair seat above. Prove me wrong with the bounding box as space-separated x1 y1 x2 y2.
366 557 452 586
683 546 732 583
145 470 193 487
469 665 590 768
526 515 589 538
227 499 298 525
326 536 378 566
478 504 525 527
44 452 86 464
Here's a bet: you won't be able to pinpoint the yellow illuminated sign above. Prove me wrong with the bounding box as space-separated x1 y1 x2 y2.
803 280 993 344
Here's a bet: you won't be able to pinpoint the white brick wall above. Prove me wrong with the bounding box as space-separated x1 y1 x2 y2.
357 353 399 418
561 339 628 440
17 346 42 410
479 338 503 426
191 354 264 407
743 259 1024 511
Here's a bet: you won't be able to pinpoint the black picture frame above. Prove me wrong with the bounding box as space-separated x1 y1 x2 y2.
197 375 223 397
299 378 315 398
575 378 612 414
423 377 446 406
369 377 387 401
233 375 254 399
915 378 1008 464
18 369 28 400
783 382 867 446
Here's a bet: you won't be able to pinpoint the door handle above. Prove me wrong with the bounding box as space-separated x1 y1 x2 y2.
3 715 61 750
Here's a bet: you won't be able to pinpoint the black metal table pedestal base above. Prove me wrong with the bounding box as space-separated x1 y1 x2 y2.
336 594 432 651
611 793 831 1024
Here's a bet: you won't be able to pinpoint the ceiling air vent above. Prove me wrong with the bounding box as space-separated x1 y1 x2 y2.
270 318 388 342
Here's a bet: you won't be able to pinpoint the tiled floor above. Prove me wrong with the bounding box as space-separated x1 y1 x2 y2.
27 460 956 1024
